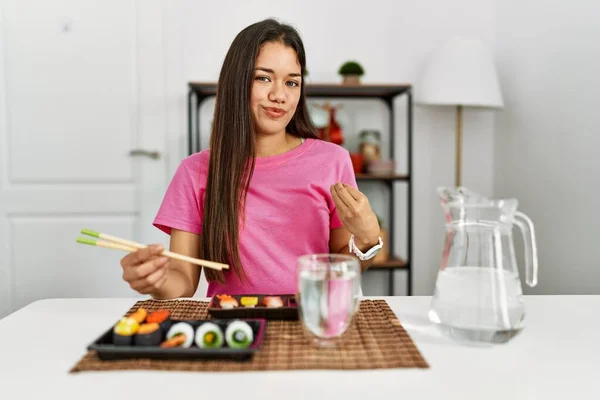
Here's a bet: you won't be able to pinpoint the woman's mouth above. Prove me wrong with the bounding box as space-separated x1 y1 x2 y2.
263 107 286 119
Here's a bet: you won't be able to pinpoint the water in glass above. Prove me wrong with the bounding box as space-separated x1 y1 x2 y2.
297 254 360 346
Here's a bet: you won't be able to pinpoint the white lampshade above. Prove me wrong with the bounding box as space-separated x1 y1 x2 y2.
416 37 504 108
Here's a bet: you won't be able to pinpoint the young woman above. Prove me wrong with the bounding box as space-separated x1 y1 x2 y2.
120 19 383 298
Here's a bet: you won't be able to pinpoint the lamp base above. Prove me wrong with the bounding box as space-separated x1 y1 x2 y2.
455 105 463 188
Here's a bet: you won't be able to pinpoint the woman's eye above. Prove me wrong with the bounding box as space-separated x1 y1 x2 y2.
287 81 299 87
255 76 270 82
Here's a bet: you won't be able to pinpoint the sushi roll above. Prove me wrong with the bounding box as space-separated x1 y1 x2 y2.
146 309 172 333
225 320 254 349
134 322 162 346
195 322 224 348
113 317 139 345
240 296 258 308
129 307 148 324
263 296 284 308
161 322 195 348
216 294 238 309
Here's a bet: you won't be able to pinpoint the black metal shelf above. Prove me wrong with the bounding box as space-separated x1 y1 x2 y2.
188 82 410 99
187 82 413 296
356 173 409 182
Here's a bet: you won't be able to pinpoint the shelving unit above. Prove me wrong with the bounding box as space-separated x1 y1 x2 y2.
187 82 413 295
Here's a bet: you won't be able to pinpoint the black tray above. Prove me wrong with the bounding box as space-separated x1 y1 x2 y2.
88 319 266 361
208 294 299 320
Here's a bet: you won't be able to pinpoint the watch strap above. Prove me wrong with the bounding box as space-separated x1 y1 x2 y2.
349 234 383 260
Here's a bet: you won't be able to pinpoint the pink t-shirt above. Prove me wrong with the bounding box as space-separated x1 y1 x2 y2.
153 138 357 296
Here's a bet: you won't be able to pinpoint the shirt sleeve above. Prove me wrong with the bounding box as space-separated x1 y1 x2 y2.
153 160 204 236
330 150 359 229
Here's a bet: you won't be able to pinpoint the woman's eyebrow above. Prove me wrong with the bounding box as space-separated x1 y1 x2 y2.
255 67 301 77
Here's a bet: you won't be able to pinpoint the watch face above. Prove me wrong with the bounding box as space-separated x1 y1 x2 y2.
364 247 381 258
370 247 381 255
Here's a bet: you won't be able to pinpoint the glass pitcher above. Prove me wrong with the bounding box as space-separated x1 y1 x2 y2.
428 187 539 344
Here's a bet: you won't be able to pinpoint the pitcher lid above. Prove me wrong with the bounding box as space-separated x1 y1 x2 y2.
437 186 518 211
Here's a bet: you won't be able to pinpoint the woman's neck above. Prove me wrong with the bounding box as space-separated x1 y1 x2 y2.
255 131 301 157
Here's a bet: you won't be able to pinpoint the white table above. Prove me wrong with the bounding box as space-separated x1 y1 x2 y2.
0 296 598 399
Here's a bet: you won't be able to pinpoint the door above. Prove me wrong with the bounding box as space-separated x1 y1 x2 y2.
0 0 169 318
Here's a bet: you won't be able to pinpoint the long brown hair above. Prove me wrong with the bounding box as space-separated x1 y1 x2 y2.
202 19 318 284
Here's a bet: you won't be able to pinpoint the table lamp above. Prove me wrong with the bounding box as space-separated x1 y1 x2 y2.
416 37 504 187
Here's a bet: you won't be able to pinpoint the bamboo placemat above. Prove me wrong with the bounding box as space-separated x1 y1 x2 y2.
70 299 429 373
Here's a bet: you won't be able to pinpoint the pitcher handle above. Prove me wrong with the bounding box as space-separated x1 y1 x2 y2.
514 211 538 287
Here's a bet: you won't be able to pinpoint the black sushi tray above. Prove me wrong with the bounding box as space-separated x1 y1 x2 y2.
207 294 299 320
88 318 267 361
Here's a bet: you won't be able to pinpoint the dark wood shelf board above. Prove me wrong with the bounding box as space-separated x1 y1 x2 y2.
304 83 411 98
369 257 408 269
189 82 411 99
356 173 409 182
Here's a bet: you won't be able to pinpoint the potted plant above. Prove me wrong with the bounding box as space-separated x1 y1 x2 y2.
338 61 364 85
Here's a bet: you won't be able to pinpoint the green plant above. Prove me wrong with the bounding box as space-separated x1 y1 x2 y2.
338 61 365 76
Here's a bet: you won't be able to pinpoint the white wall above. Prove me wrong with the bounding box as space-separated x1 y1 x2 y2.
495 0 600 294
164 0 497 296
0 0 501 310
0 0 170 319
1 0 596 307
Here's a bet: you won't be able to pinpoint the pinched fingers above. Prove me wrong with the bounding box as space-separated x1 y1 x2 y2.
342 184 367 202
120 244 164 269
332 183 368 218
331 184 349 214
128 265 169 294
122 256 169 283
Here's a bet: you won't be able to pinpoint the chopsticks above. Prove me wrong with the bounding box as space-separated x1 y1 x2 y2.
76 229 229 271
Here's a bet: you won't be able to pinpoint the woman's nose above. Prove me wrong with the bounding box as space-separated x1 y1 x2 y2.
269 82 286 103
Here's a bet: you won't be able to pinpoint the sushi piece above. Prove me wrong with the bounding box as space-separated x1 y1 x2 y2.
129 307 148 324
240 296 258 308
146 309 172 333
263 296 284 308
160 334 186 348
134 322 162 346
146 309 170 323
161 322 194 348
225 320 254 349
113 317 140 345
216 294 239 309
195 322 224 348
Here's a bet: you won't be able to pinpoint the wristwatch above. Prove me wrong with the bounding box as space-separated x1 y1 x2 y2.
348 235 383 261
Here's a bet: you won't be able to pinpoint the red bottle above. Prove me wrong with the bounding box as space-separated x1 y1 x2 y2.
329 108 344 145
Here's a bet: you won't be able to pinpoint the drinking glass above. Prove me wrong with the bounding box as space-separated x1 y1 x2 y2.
296 254 361 347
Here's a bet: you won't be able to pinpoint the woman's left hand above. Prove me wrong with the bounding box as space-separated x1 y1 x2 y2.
330 183 380 247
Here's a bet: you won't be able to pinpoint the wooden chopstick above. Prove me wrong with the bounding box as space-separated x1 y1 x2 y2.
77 237 139 253
77 229 229 271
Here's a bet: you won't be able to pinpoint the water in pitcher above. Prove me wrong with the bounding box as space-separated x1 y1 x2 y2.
428 266 526 344
298 268 359 342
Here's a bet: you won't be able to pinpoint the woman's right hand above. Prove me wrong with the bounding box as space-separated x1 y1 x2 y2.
120 244 170 295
